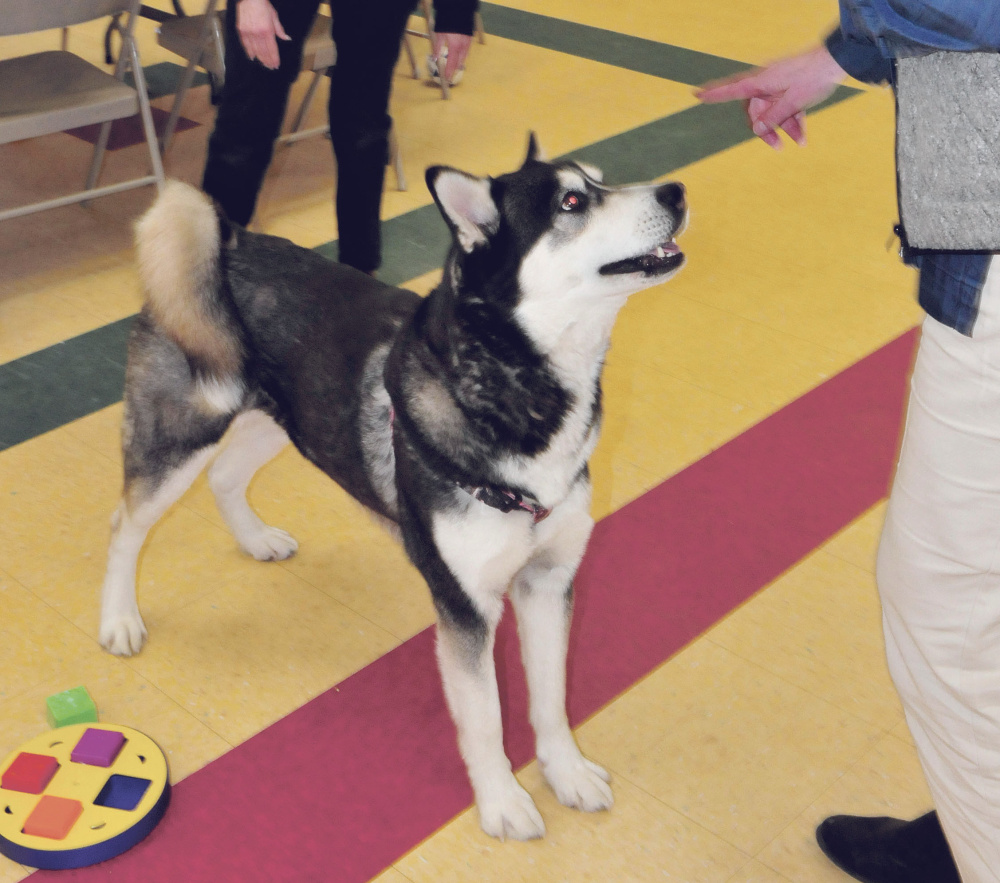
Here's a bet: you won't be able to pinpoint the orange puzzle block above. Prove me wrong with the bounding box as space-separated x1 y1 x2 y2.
22 796 84 841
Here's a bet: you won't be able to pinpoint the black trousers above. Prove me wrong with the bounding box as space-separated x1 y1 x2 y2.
202 0 415 272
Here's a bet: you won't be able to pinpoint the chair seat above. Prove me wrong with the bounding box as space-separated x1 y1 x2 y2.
0 51 138 145
303 14 335 71
157 12 225 79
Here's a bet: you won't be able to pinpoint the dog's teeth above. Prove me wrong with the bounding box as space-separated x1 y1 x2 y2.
655 246 665 259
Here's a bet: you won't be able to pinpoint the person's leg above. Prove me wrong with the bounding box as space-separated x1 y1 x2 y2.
873 259 1000 883
202 0 319 225
327 0 415 272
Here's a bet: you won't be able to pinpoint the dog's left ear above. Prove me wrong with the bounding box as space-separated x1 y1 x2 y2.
523 131 546 165
426 166 499 253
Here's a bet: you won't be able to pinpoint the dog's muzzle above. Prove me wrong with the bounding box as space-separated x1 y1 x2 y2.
600 182 686 277
599 239 684 277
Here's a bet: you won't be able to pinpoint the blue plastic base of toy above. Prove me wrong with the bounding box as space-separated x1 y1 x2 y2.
0 781 170 870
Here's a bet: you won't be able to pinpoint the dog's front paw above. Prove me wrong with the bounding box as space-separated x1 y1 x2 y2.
100 611 148 657
240 525 298 562
542 754 614 813
476 778 546 841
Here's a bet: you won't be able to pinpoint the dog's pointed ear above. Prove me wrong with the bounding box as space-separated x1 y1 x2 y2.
426 166 499 253
523 132 546 165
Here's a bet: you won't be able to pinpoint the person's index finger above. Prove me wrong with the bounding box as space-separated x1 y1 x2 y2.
695 78 761 103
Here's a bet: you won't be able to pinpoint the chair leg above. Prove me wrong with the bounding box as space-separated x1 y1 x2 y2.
84 121 114 194
161 52 204 152
209 15 226 85
288 71 324 137
85 31 130 194
389 125 406 192
402 32 419 79
127 38 166 189
163 10 226 152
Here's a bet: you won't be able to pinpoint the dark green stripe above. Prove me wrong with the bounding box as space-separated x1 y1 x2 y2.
126 62 211 101
349 86 860 288
0 319 133 449
563 86 858 184
479 2 754 85
0 23 862 450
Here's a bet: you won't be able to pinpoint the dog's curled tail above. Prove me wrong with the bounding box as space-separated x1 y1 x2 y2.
134 180 243 382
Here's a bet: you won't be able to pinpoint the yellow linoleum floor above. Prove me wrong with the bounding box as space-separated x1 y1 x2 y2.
1 2 932 881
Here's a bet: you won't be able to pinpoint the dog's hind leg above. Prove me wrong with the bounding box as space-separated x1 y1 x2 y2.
101 446 218 656
207 409 297 561
510 481 613 814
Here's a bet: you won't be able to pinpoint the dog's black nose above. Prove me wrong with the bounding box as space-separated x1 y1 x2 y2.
656 182 686 213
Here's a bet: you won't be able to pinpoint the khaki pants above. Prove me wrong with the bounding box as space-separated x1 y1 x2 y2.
879 258 1000 882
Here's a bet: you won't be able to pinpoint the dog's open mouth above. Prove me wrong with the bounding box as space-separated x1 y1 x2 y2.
599 239 684 276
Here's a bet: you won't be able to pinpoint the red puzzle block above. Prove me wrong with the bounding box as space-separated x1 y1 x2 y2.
1 753 59 794
22 795 84 840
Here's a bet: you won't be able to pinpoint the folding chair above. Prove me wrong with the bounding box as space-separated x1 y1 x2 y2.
156 0 225 151
0 0 165 222
278 12 339 145
158 0 324 152
103 1 189 66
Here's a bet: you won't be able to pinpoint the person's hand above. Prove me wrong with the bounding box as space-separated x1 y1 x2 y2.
433 32 473 82
235 0 290 70
696 45 848 149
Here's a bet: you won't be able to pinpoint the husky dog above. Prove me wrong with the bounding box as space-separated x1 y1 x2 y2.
99 137 687 840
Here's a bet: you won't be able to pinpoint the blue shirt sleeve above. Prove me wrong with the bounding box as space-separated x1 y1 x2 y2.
837 0 1000 55
824 27 893 82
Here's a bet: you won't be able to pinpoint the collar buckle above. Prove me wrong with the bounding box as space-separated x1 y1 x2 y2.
466 485 552 523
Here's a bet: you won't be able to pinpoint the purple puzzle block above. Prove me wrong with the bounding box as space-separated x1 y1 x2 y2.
71 728 126 768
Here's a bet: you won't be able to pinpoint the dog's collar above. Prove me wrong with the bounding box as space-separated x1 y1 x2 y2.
389 405 551 523
462 485 552 523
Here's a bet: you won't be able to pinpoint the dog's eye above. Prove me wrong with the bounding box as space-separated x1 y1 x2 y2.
560 192 587 212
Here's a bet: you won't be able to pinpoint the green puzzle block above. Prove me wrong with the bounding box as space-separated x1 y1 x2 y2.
45 687 98 728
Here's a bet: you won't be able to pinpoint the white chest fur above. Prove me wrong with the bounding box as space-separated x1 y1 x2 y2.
496 292 623 507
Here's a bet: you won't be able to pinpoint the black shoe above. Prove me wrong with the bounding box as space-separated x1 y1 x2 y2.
815 812 961 883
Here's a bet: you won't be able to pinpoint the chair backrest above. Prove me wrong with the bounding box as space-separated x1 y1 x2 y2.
0 0 134 38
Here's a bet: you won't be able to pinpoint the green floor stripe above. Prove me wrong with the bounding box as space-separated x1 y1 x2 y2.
562 86 859 185
479 3 753 85
126 62 211 101
334 86 860 289
0 319 133 449
0 34 862 450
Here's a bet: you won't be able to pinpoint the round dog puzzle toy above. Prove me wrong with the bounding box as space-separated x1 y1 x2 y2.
0 724 170 870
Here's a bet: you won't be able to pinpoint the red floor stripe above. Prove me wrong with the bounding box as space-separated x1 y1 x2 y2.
33 329 918 882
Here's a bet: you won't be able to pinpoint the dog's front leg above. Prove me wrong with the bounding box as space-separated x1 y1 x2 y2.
436 615 545 840
412 499 546 840
510 486 613 814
